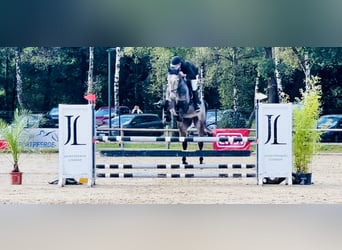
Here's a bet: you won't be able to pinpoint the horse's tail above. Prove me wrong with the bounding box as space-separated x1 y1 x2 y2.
199 99 206 120
196 99 210 136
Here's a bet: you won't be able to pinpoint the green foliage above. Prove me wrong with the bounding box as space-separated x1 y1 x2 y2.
0 109 31 172
256 57 275 80
293 77 322 173
319 145 342 153
123 47 182 105
1 46 342 121
201 47 261 112
217 111 246 128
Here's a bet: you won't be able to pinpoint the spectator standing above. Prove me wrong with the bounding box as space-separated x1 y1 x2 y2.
132 105 143 114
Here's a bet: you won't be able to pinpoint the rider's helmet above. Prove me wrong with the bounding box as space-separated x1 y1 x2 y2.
170 56 182 67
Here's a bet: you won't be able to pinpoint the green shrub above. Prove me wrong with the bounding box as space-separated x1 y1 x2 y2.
0 109 31 172
293 77 322 173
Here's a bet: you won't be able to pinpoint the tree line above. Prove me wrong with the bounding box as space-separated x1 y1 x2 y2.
0 47 341 123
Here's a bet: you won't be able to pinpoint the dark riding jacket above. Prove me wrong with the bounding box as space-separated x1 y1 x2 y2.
169 60 199 80
179 60 199 80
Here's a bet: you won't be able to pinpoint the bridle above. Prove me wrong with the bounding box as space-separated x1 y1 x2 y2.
168 74 180 96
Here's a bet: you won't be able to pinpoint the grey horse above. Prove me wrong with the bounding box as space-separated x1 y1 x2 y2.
165 73 208 164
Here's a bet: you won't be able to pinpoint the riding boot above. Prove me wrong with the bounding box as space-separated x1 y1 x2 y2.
192 90 201 112
166 112 172 122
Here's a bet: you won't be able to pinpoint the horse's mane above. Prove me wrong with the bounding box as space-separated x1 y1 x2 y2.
167 72 206 121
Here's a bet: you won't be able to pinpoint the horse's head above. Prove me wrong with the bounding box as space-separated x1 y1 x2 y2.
167 73 180 102
167 72 189 102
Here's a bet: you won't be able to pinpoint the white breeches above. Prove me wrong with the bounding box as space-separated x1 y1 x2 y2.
191 79 198 91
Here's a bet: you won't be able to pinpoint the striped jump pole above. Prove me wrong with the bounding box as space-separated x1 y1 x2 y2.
95 135 257 143
99 149 252 157
95 135 257 181
96 173 257 178
96 163 256 169
95 163 257 179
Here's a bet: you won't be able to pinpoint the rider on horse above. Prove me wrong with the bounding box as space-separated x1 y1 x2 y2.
169 56 201 112
164 56 201 122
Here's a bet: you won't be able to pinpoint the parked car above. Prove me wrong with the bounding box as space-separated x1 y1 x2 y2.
23 114 57 128
189 109 234 136
187 109 223 136
48 107 59 125
206 109 226 131
96 113 165 136
95 107 115 127
95 106 130 127
317 114 342 142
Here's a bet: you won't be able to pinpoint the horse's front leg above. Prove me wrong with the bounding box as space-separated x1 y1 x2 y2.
198 141 204 164
164 100 175 123
182 141 188 164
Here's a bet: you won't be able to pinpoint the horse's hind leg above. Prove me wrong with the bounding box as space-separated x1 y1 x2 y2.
198 141 204 164
182 141 188 164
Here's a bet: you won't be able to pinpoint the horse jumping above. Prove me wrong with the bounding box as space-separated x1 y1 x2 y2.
164 72 208 164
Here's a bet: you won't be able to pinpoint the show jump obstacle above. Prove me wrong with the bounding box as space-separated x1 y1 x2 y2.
58 103 293 187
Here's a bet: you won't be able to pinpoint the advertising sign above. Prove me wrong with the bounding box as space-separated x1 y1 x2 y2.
257 103 292 185
24 128 58 149
58 104 95 187
213 129 250 151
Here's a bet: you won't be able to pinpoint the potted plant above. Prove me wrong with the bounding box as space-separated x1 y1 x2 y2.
292 77 322 185
0 109 30 184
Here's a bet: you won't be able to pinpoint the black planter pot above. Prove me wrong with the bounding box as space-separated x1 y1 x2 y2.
263 177 286 185
292 172 312 185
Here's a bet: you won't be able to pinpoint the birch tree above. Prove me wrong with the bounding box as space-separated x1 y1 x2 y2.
87 47 94 94
273 47 283 101
113 47 121 112
14 48 25 109
292 47 312 90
